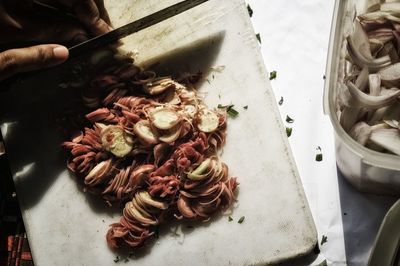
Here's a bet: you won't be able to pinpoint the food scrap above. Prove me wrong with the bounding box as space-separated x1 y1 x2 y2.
286 127 292 137
286 115 294 123
256 33 261 43
247 4 253 17
269 71 277 80
316 154 323 162
238 216 245 224
321 235 328 246
278 97 284 106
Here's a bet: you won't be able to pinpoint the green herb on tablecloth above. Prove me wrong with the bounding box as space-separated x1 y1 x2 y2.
286 115 294 123
218 104 239 118
114 256 120 263
269 70 277 80
286 127 292 137
247 4 253 17
279 97 284 105
317 260 327 266
256 33 261 43
228 216 233 222
238 216 245 224
316 153 323 162
321 235 328 246
243 105 248 110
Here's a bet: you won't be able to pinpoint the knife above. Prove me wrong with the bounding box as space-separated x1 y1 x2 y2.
68 0 210 58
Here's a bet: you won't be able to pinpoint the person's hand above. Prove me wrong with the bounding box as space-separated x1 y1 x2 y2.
0 0 112 82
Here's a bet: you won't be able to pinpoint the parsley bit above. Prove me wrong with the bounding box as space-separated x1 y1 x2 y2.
286 127 292 137
286 115 294 123
256 33 261 43
243 105 248 110
114 256 120 263
317 146 322 151
247 4 253 17
316 153 323 162
269 71 277 80
278 97 284 105
218 104 239 118
321 235 328 246
228 216 233 222
238 216 245 224
317 260 328 266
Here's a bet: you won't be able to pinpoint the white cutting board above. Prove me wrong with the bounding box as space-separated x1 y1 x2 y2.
0 0 317 265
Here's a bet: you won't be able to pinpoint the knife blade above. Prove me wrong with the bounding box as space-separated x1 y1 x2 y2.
68 0 209 58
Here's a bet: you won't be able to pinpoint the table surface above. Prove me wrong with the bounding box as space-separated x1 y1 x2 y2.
247 0 398 265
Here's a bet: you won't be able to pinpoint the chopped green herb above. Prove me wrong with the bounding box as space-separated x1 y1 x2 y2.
114 256 120 263
317 146 322 151
278 97 284 105
286 127 292 137
317 260 327 266
228 216 233 222
256 33 261 43
321 235 328 246
286 115 294 123
243 105 248 110
247 4 253 17
238 216 245 224
316 153 323 162
269 71 277 80
218 104 239 118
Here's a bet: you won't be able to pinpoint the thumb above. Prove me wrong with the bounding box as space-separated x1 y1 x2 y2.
0 44 69 81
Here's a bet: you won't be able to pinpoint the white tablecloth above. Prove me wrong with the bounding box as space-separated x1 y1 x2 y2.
247 0 398 265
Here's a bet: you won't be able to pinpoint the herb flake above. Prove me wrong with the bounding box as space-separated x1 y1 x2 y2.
286 115 294 123
114 256 120 263
243 105 248 110
238 216 245 224
269 71 277 80
286 127 292 137
256 33 261 43
228 216 233 222
247 4 253 17
316 153 323 162
321 235 328 246
278 97 284 105
317 260 328 266
218 104 239 118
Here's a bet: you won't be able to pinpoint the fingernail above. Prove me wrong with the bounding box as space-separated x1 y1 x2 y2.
53 46 69 60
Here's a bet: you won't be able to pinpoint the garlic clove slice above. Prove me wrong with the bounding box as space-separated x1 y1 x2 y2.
150 108 181 130
158 125 182 143
196 109 219 133
347 82 400 108
100 126 133 158
349 122 372 146
378 62 400 86
369 128 400 155
133 120 159 145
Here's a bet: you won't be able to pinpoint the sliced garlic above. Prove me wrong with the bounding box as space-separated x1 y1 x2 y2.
196 109 219 133
133 120 159 145
101 125 133 157
150 108 181 130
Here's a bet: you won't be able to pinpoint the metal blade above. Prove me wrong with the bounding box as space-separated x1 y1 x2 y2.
68 0 209 58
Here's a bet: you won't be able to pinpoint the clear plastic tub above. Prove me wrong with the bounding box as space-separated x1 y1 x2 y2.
324 0 400 195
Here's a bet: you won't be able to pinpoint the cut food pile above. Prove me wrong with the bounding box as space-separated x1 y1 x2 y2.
339 1 400 156
62 54 238 250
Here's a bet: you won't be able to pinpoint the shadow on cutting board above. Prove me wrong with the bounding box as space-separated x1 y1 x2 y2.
0 31 225 214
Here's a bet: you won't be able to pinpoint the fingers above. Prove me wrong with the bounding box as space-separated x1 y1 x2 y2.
57 0 112 36
94 0 111 25
0 45 69 81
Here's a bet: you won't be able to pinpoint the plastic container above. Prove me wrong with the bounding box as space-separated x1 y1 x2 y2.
324 0 400 195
